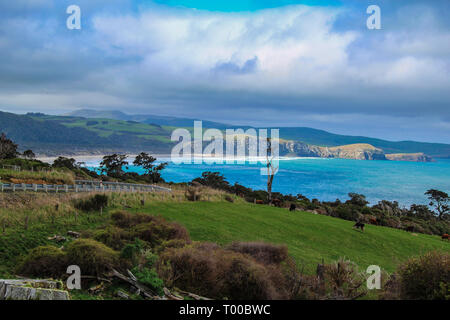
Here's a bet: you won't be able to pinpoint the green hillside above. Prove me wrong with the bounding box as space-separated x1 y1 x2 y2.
0 111 173 155
67 109 450 158
140 201 448 274
1 109 450 158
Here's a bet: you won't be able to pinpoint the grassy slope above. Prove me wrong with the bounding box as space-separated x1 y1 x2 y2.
140 201 449 273
0 194 447 278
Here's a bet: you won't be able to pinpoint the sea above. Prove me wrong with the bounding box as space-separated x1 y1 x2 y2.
73 156 450 208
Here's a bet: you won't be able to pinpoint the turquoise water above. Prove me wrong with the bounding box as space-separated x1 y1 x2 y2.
88 157 450 207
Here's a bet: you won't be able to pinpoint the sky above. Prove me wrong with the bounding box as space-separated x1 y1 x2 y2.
0 0 449 143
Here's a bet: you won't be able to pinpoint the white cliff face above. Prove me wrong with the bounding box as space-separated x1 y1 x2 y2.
279 142 387 160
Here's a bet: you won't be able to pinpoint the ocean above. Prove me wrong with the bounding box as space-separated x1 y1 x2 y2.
79 156 450 208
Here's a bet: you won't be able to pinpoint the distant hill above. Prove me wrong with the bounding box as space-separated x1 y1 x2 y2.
0 111 172 156
66 109 450 158
66 109 231 129
1 109 449 159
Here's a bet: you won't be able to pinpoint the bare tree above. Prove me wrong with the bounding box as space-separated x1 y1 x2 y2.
266 138 278 204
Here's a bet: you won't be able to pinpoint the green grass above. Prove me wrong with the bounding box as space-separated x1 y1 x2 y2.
0 211 108 278
0 169 75 184
1 194 448 279
137 201 449 274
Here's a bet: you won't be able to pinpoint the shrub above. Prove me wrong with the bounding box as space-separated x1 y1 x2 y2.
185 186 202 201
74 194 108 212
66 239 119 276
322 258 367 300
133 219 190 248
111 211 155 228
120 238 147 266
93 225 130 250
224 195 234 203
396 251 449 300
16 245 67 278
156 239 190 254
157 243 293 299
131 266 165 296
226 242 288 265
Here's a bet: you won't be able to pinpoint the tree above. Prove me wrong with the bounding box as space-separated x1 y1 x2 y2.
100 154 128 177
266 138 278 203
53 157 78 170
0 133 18 160
347 193 369 207
192 171 231 191
133 152 167 183
425 189 449 219
22 149 36 160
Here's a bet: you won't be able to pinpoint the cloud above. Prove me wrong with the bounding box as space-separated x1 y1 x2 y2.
0 1 449 142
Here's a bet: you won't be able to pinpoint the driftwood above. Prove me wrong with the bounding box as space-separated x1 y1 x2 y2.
88 282 105 294
47 235 66 242
163 287 184 300
108 269 212 301
67 231 80 238
80 275 112 283
109 269 159 299
116 290 130 300
176 289 212 300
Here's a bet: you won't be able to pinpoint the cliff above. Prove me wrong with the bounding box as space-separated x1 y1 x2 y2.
385 153 433 162
280 141 432 162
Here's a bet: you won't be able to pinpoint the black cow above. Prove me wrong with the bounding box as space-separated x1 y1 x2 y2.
289 203 296 212
353 222 365 232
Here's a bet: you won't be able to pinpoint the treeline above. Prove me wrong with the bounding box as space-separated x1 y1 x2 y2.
186 171 450 236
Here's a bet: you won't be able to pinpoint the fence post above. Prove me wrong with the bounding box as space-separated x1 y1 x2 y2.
55 185 58 193
22 183 26 191
33 184 37 192
65 185 69 193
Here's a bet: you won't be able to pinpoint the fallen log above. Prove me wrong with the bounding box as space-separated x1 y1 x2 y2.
109 269 158 299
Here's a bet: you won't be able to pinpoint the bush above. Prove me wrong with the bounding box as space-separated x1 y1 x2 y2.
93 225 130 250
131 266 164 296
16 245 67 278
66 239 119 276
111 211 156 228
396 251 449 300
157 243 294 299
74 194 108 212
133 219 190 248
226 242 288 265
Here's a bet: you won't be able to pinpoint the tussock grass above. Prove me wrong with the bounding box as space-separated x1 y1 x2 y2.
0 168 75 185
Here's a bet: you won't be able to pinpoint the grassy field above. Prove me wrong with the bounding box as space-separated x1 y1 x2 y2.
0 191 448 278
137 201 449 274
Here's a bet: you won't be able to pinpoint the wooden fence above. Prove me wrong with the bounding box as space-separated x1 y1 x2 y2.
0 180 171 194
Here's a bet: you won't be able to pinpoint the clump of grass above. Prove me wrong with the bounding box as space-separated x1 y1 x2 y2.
16 245 67 278
66 239 120 276
0 168 75 185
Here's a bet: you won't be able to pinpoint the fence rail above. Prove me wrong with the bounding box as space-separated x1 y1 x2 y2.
0 180 171 193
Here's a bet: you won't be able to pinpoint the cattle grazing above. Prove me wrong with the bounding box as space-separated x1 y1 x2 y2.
405 226 414 232
442 234 450 241
289 203 296 212
271 198 281 207
353 222 365 232
255 200 264 205
369 217 378 225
